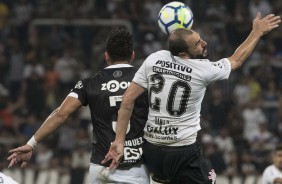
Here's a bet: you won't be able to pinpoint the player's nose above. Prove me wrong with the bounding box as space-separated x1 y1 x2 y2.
201 40 207 47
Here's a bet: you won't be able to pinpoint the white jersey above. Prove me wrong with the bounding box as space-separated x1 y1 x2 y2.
261 165 282 184
133 50 231 146
0 172 19 184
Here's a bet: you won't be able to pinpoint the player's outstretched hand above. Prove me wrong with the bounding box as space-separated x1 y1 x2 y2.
253 12 281 36
7 145 33 168
102 141 124 170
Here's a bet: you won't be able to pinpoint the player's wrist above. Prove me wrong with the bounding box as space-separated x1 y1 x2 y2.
251 29 263 37
27 135 38 149
114 138 125 145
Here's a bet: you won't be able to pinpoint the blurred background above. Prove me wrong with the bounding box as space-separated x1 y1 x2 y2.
0 0 281 183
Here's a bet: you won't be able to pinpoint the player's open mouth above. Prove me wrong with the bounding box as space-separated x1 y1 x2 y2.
203 49 208 57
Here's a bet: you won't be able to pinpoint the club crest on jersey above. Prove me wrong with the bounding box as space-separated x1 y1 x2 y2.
101 80 131 92
75 81 83 89
212 62 222 69
113 70 123 78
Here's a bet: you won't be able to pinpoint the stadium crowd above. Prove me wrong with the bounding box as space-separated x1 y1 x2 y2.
0 0 281 183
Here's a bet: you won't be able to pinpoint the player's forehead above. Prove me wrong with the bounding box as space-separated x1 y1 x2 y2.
275 150 282 155
186 30 201 45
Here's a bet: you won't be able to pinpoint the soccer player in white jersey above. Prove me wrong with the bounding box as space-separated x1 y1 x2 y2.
7 28 150 184
103 13 281 184
0 172 19 184
262 145 282 184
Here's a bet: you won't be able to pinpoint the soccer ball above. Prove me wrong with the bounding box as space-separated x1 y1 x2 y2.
158 1 193 34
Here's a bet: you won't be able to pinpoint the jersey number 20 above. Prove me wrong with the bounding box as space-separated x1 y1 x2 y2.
149 74 191 117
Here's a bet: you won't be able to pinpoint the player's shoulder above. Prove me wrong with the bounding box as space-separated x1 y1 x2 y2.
155 50 171 55
189 59 211 63
148 50 171 58
75 71 102 88
190 58 230 70
188 59 214 69
145 50 171 64
263 164 276 173
82 72 100 82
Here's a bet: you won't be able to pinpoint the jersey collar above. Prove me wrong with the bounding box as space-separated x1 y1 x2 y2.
105 64 133 69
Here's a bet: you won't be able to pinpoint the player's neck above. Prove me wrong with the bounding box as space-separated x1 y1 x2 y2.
110 61 130 65
178 52 191 60
180 56 191 60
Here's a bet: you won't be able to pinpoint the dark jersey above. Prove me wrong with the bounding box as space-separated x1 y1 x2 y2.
70 64 148 167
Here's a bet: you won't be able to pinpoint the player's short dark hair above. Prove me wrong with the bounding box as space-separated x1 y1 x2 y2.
168 28 193 56
106 27 133 62
274 144 282 152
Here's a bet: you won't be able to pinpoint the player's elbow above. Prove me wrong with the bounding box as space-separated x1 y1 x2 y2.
122 92 136 105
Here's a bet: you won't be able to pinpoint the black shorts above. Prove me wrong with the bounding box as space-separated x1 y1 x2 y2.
143 140 216 184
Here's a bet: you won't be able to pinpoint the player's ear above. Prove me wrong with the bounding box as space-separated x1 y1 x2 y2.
129 51 135 63
105 51 111 65
178 52 189 59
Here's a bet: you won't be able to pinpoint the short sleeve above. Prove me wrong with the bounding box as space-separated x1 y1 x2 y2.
261 167 275 184
205 58 231 84
69 80 88 106
133 60 148 89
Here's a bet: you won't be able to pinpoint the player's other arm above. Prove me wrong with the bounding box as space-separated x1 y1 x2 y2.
7 96 82 168
228 12 280 70
115 82 145 143
33 96 82 143
103 82 145 169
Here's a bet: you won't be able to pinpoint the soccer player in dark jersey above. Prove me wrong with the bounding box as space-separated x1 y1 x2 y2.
7 28 150 184
103 13 281 184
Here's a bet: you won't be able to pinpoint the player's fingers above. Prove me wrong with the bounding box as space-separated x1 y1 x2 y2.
8 147 21 153
109 159 118 170
109 155 122 170
255 12 261 20
101 157 110 164
268 16 281 23
8 146 28 153
269 24 279 30
7 152 18 161
9 145 32 153
8 158 17 168
21 161 28 168
101 152 114 164
264 14 275 20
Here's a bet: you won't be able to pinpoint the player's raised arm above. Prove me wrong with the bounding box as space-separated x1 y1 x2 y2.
228 12 281 70
7 96 82 168
102 82 145 169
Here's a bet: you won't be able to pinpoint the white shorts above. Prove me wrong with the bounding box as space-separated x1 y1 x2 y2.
89 163 150 184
